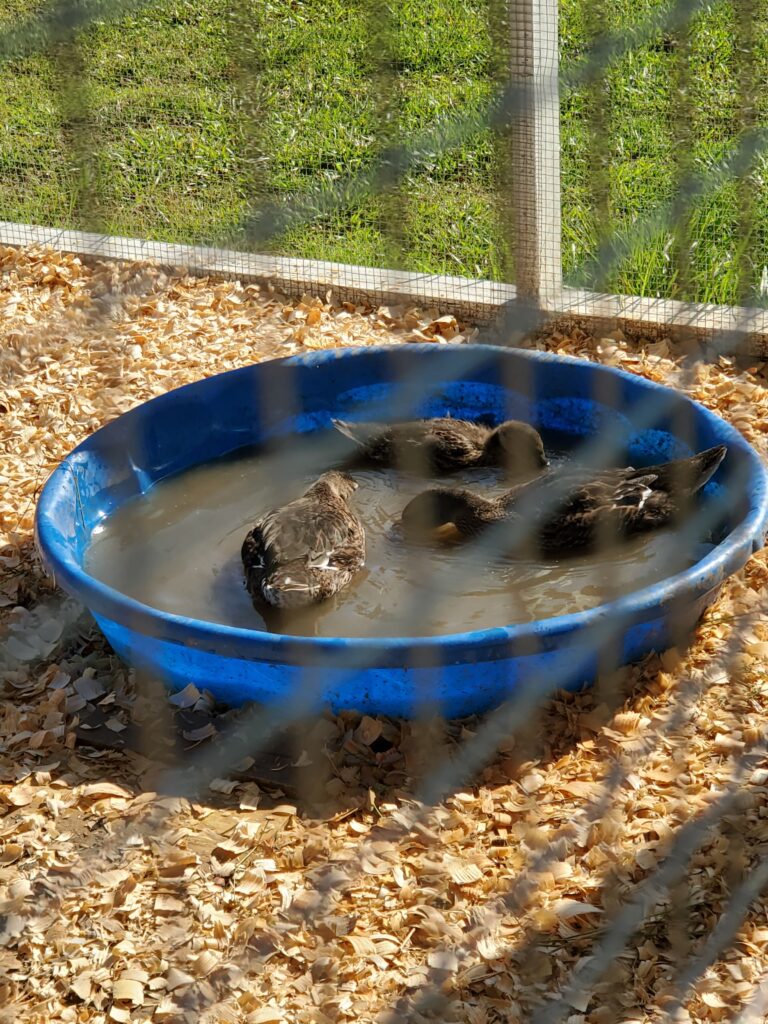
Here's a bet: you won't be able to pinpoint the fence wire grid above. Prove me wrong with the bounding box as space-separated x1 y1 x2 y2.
1 0 768 1023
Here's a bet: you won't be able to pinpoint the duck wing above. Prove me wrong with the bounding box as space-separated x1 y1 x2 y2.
424 419 488 470
246 494 364 571
557 446 726 522
381 418 487 471
555 471 659 515
504 468 662 555
332 417 486 469
242 493 365 608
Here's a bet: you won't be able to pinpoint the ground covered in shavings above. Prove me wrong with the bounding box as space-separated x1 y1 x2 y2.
2 245 768 1024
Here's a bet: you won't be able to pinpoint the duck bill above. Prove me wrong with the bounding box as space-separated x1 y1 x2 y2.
432 522 464 543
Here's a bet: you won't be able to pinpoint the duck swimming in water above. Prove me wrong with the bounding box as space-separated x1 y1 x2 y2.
331 417 548 476
400 445 727 558
242 470 365 609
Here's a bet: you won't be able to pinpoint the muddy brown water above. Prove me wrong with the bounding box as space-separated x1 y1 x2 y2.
85 446 712 638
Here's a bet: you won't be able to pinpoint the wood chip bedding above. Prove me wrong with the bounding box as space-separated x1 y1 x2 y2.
1 245 768 1024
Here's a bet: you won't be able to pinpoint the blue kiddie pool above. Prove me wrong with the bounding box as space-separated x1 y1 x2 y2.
35 344 768 718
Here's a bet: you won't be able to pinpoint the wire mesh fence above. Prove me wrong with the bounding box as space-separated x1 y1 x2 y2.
3 0 768 309
2 0 768 1022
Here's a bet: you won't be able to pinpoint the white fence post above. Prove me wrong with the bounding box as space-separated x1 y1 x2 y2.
508 0 563 305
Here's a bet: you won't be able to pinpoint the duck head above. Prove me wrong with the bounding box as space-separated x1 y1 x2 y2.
315 470 359 500
400 487 497 542
483 420 548 476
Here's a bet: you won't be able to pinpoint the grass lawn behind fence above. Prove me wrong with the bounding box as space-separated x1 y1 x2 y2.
1 0 767 304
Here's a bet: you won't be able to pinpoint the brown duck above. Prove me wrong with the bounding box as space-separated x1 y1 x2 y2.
331 417 548 476
241 471 365 609
400 445 727 557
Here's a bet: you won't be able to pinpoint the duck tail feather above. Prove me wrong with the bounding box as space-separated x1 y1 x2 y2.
688 445 728 492
331 418 374 447
646 444 728 494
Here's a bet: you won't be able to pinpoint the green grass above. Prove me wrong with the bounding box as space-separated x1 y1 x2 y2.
1 0 768 303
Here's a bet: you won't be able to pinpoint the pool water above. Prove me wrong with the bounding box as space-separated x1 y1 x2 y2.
85 439 714 638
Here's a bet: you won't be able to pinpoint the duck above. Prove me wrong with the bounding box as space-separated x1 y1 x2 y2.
241 470 365 609
399 445 727 557
331 416 548 476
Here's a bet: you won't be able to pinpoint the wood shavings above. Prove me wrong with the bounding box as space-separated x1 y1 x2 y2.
355 715 383 746
553 898 603 919
182 722 218 743
164 967 195 992
69 973 93 1001
0 844 23 866
77 781 132 801
519 771 546 794
3 245 768 1023
208 777 240 794
342 935 378 956
154 895 186 915
5 785 36 807
446 860 484 886
73 674 106 700
247 1009 285 1024
168 683 202 708
112 977 145 1005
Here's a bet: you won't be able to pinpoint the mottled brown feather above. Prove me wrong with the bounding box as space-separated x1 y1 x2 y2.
401 445 727 558
332 417 547 476
242 471 365 610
